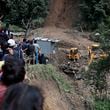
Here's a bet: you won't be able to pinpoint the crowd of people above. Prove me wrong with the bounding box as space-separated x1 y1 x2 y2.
0 58 44 110
0 25 47 65
0 24 45 110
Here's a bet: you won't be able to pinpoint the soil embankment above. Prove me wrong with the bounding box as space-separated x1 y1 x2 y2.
27 65 91 110
45 0 80 28
32 27 93 49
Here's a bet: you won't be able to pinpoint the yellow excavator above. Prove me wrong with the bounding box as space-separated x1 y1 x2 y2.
66 48 81 61
88 44 108 65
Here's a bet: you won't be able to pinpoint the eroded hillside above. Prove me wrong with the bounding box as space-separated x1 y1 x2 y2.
45 0 80 28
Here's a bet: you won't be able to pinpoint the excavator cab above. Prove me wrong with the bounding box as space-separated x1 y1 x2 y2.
88 44 100 58
91 44 100 50
67 48 81 61
88 44 108 65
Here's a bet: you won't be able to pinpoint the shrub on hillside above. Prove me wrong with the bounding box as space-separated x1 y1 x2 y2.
94 98 110 110
80 0 110 30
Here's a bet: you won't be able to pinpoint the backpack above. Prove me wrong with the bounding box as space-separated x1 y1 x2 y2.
26 44 35 56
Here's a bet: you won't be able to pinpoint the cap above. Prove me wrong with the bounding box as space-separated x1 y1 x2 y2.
8 39 16 46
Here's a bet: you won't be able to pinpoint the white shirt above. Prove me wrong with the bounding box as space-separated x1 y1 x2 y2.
33 43 40 51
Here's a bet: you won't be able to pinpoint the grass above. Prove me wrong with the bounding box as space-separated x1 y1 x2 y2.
10 25 24 32
1 22 24 32
27 64 72 93
94 99 110 110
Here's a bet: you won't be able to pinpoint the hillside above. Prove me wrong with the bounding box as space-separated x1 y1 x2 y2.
30 0 110 109
27 65 91 110
45 0 80 28
1 0 110 110
32 27 93 50
29 26 96 110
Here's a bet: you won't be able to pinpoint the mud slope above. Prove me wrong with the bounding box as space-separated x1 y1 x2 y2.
45 0 80 28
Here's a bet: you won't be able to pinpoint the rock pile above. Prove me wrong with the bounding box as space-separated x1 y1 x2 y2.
60 61 84 80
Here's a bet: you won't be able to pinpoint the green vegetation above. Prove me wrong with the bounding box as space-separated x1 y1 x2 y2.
27 64 72 93
80 0 110 30
85 37 110 109
9 25 24 32
86 58 109 96
1 0 110 108
90 17 110 43
1 22 24 32
94 98 110 110
32 18 45 28
0 0 9 16
0 22 24 32
84 48 110 109
80 1 110 107
5 0 49 25
85 33 110 106
1 0 49 36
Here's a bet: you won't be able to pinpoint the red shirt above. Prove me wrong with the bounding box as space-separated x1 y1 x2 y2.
0 83 7 108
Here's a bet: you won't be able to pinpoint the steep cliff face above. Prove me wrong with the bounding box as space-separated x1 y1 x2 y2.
45 0 80 28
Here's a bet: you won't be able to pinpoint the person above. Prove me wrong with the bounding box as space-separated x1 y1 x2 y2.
0 58 26 108
21 38 28 53
1 83 44 110
27 40 35 64
38 49 46 64
0 45 3 60
3 23 10 37
3 39 24 64
1 57 25 85
33 40 40 64
0 61 4 73
38 53 46 64
0 32 9 55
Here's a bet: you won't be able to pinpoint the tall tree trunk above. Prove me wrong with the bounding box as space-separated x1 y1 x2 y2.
25 28 31 38
22 18 32 38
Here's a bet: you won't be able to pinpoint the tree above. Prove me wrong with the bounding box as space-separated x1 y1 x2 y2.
5 0 49 37
0 0 9 17
80 0 110 30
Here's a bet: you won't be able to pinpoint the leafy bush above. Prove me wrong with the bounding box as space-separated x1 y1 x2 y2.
80 0 110 30
32 18 45 28
89 16 110 44
10 25 24 32
3 0 49 28
94 98 110 110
